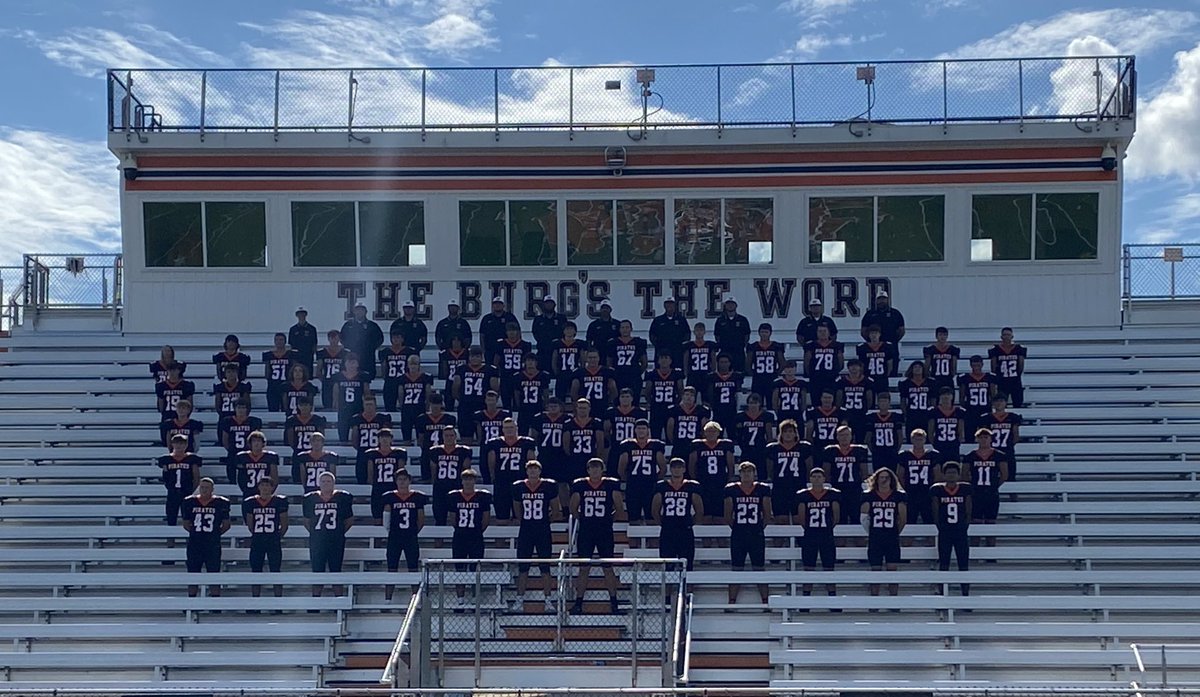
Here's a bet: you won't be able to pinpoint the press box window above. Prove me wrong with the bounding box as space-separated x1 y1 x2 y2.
566 199 666 266
459 200 558 267
809 195 945 263
971 193 1098 261
675 198 774 265
144 201 267 268
292 201 426 267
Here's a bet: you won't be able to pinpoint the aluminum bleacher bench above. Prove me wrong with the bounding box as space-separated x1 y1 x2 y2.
769 621 1200 642
0 621 343 642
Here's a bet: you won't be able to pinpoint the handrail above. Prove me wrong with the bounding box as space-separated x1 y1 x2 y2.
670 585 686 683
680 593 695 685
1130 642 1200 688
379 583 424 687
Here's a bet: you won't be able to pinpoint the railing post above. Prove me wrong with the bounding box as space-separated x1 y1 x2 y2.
421 69 427 139
631 560 641 686
347 69 355 134
1162 644 1168 686
789 64 796 133
473 563 483 687
942 61 948 128
568 68 574 139
1095 58 1102 126
273 70 280 141
494 68 500 141
124 71 133 134
716 65 722 132
199 70 207 141
1121 244 1131 300
1018 59 1025 126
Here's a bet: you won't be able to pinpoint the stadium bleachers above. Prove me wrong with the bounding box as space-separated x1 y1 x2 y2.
1 324 1199 689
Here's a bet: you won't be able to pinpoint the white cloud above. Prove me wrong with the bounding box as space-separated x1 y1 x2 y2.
1127 43 1200 182
239 0 497 67
940 8 1197 59
781 33 862 60
925 0 967 11
1131 193 1200 244
17 24 226 78
779 0 868 28
0 129 119 265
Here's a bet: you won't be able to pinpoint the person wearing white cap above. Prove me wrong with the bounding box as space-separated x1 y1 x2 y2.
860 290 905 375
288 306 318 374
796 297 839 345
480 296 519 365
586 298 621 351
532 294 567 370
388 300 428 353
714 296 751 370
649 296 689 368
435 299 473 352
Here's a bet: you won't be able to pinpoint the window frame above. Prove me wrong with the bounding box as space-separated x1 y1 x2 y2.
458 199 560 268
141 198 270 271
673 197 776 267
290 198 428 269
969 190 1101 264
807 192 947 266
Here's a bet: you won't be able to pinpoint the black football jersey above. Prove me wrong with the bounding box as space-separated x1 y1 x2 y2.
924 343 961 382
606 406 648 445
317 347 347 381
212 351 251 381
958 372 996 412
690 438 736 484
655 478 701 528
564 417 604 462
284 414 327 454
303 490 354 537
963 448 1009 490
734 409 776 452
235 450 280 491
930 482 972 529
862 490 906 534
988 344 1027 380
571 477 621 526
608 337 647 376
897 447 943 492
668 404 710 447
262 349 298 384
158 453 202 491
899 378 933 416
400 372 433 408
806 406 844 446
332 373 370 412
989 412 1023 450
930 406 965 448
573 366 614 407
242 494 289 538
725 482 771 529
868 411 902 451
773 377 807 417
512 479 558 529
513 371 551 412
283 382 320 416
382 490 428 535
747 341 785 379
766 441 812 485
474 409 510 444
530 413 567 461
620 438 666 480
296 450 340 492
856 341 897 381
366 447 407 486
458 365 496 403
835 375 874 416
708 371 744 413
683 340 716 377
495 339 533 375
379 346 418 380
352 413 394 452
645 368 684 410
213 380 252 417
551 339 588 376
432 445 472 485
489 436 537 479
414 412 456 450
448 489 493 532
181 495 231 540
155 379 195 417
823 443 869 487
797 487 841 530
804 339 843 377
160 417 203 453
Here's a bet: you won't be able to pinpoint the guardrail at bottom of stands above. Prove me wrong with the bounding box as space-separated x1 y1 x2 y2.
1132 642 1200 690
381 557 686 689
1 686 1197 696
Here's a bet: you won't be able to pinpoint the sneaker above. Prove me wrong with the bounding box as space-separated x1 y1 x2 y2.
510 597 526 612
571 599 584 615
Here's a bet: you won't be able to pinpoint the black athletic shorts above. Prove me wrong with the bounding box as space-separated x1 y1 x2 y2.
771 484 801 523
249 536 283 573
186 536 221 573
801 532 837 570
658 525 695 571
387 533 421 572
867 534 901 567
451 531 485 560
165 488 186 526
310 534 347 573
700 480 727 520
730 527 766 570
516 525 553 573
371 482 393 521
972 488 1001 521
576 524 615 559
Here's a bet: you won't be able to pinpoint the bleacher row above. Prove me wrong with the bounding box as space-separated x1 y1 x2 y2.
1 324 1199 689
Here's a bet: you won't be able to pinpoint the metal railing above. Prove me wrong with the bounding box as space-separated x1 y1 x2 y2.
12 254 123 328
3 686 1198 696
107 56 1135 137
1132 643 1200 689
385 558 685 689
1123 244 1200 300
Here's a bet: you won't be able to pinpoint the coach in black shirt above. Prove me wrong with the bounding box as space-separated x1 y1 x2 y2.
435 300 473 351
649 297 689 367
860 291 905 344
288 306 318 372
796 298 839 345
479 298 518 364
587 299 621 350
389 301 428 352
713 297 751 369
341 303 385 381
531 295 567 369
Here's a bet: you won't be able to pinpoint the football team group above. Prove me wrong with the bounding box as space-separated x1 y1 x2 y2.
153 291 1027 610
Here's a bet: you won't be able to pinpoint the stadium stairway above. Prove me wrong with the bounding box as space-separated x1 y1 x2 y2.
1 324 1199 690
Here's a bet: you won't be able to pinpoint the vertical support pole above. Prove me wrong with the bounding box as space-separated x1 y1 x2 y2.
1018 59 1025 126
418 568 432 687
421 70 427 139
1122 245 1131 300
473 563 483 687
631 560 641 686
568 68 574 139
1095 58 1102 127
942 61 948 129
1169 261 1177 299
273 71 280 141
494 68 500 141
716 65 722 133
1161 644 1168 686
199 70 207 141
437 565 445 687
123 71 133 134
789 64 796 134
347 70 355 135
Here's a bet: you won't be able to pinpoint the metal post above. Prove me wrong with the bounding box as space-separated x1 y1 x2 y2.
348 70 355 134
1161 644 1168 686
494 69 500 141
1170 260 1177 299
568 68 574 138
473 563 483 687
716 65 722 131
789 64 796 132
1095 58 1102 126
437 566 445 687
199 70 207 141
418 568 432 687
420 70 427 138
273 71 280 141
123 71 133 134
631 560 641 686
1122 245 1131 300
1018 59 1025 124
942 61 948 127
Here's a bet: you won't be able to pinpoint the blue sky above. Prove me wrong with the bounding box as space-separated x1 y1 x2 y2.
1 0 1198 264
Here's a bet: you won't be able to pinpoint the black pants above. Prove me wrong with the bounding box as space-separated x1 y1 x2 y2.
907 493 934 524
998 378 1025 408
250 536 283 573
658 526 695 571
355 451 370 486
310 534 347 573
266 382 285 412
165 488 186 526
432 483 454 526
801 532 836 569
320 380 336 411
387 533 421 572
399 407 423 442
937 527 971 595
625 478 656 522
383 379 401 412
186 537 222 573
